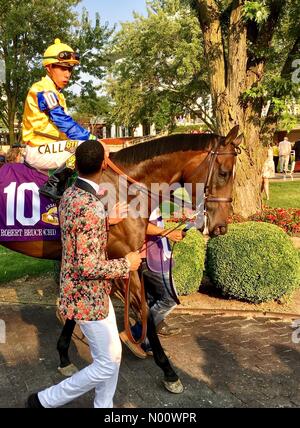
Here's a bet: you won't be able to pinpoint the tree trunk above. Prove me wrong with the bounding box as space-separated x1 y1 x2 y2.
232 122 264 216
194 0 265 217
217 104 264 216
227 4 264 217
5 66 16 146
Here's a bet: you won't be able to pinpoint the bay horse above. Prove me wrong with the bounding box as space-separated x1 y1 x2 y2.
1 126 242 394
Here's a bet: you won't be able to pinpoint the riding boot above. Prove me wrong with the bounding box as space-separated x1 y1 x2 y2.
39 164 74 201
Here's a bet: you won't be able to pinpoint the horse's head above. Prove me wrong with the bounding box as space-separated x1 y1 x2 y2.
203 126 243 237
181 126 243 237
106 129 242 238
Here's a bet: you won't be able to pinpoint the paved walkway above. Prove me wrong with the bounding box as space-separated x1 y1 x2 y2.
1 303 300 408
270 172 300 182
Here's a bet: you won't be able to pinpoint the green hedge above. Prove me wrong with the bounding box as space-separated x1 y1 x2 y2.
206 222 300 303
165 224 206 295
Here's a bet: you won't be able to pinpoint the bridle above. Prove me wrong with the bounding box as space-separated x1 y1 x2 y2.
190 139 241 234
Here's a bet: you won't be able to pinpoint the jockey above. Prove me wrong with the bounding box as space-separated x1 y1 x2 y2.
22 38 108 200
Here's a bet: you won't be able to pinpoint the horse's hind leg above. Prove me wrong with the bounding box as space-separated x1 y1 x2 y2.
147 314 183 394
57 318 78 376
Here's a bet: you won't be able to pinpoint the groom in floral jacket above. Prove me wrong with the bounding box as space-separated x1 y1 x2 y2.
26 140 141 408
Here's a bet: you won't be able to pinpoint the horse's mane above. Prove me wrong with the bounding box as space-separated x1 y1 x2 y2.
111 133 220 165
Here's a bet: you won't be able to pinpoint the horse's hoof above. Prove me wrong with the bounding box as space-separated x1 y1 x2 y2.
119 331 147 359
147 349 171 358
58 364 78 377
162 379 184 394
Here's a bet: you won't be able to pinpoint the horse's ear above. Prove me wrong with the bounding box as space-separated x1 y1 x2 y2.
224 125 239 146
233 133 244 147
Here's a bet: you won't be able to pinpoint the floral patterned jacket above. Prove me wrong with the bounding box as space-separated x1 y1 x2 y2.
58 179 129 321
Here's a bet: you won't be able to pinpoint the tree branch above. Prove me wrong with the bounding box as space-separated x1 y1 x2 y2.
193 0 226 94
180 98 217 131
228 1 247 123
247 0 285 71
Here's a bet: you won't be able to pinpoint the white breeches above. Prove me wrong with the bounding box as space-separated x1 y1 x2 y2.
24 140 79 171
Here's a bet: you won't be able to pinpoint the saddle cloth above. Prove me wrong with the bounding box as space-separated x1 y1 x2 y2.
0 163 60 241
146 210 173 274
146 235 173 273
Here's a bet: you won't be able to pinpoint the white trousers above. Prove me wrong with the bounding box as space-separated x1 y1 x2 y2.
279 155 290 173
24 140 79 171
38 298 122 408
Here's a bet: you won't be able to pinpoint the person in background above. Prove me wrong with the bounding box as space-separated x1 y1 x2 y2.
272 142 279 173
261 146 275 201
0 154 5 168
5 145 25 163
26 140 141 408
290 150 296 175
279 136 292 173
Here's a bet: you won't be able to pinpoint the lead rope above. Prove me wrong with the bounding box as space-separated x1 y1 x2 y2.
124 273 148 345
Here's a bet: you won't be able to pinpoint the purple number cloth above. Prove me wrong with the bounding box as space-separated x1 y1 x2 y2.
0 163 61 241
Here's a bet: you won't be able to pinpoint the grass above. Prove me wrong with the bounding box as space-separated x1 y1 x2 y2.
267 181 300 209
0 245 54 284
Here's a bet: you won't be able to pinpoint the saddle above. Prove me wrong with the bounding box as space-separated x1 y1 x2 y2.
0 162 61 242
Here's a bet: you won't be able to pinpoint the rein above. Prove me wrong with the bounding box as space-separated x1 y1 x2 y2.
106 158 140 186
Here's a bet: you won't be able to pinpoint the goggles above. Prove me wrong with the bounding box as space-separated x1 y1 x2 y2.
44 51 80 62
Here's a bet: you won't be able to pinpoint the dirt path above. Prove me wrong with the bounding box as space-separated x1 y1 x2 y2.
0 275 58 306
180 281 300 317
1 273 300 317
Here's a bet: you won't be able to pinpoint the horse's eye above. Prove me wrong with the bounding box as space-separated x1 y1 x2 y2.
219 170 228 178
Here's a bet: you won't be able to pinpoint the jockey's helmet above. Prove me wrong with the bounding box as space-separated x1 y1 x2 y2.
42 38 80 67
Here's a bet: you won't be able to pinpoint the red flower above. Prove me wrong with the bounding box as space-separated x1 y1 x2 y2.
229 207 300 236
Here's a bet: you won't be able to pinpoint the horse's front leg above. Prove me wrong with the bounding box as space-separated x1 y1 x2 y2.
147 313 184 394
56 318 78 376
